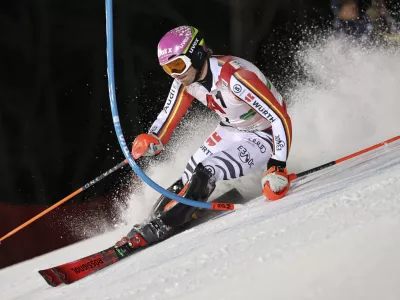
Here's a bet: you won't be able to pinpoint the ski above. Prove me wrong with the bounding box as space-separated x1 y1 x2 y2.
38 268 63 287
60 243 136 284
39 243 138 285
38 189 246 286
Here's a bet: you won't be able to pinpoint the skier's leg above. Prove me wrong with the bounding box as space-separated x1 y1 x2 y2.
115 163 216 248
150 124 240 216
160 163 216 227
116 128 272 248
116 126 237 248
180 124 243 184
201 129 274 181
159 128 273 227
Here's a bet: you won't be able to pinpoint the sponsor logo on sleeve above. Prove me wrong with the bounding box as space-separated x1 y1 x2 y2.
252 100 276 123
163 87 177 113
274 135 286 151
233 84 242 94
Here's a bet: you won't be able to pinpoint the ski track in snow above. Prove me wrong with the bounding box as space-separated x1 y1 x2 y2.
1 140 400 300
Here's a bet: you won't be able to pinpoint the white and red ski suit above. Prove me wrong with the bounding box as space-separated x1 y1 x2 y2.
149 56 292 185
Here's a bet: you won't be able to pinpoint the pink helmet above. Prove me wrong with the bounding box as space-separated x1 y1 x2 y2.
157 26 208 71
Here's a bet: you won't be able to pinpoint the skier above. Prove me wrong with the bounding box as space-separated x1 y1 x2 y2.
116 25 292 248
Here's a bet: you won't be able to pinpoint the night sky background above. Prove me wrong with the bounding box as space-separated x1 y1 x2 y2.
0 0 332 207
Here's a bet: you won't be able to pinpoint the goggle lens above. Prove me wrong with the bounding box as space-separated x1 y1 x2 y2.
161 57 190 76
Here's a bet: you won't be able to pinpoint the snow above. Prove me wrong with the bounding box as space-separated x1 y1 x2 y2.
1 38 400 299
2 138 400 300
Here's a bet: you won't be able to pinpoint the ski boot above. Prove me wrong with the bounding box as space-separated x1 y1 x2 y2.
115 217 172 248
160 163 216 227
116 163 216 248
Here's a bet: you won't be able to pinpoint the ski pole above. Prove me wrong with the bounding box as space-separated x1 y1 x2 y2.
0 160 128 244
289 135 400 181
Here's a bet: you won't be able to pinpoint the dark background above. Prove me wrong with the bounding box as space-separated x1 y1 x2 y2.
0 0 398 269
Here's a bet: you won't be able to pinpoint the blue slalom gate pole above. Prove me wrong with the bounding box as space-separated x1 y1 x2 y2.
105 0 235 210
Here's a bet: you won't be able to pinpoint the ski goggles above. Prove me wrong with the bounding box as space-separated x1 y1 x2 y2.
161 55 192 76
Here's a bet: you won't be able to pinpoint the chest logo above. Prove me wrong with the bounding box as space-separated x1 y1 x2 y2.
233 84 242 94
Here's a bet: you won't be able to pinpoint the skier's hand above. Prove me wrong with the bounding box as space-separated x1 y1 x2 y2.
131 133 164 159
261 159 290 201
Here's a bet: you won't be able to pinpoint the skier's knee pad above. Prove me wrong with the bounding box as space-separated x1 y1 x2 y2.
161 163 216 227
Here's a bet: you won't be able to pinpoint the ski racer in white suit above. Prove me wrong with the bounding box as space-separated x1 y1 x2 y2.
116 25 293 248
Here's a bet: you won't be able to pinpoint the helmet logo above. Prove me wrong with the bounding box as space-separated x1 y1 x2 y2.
178 33 191 49
188 38 200 54
158 48 173 58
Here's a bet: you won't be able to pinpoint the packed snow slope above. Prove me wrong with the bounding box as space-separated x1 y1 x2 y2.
2 136 400 300
1 38 400 300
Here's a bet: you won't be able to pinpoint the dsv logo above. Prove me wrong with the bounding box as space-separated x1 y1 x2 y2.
237 146 254 168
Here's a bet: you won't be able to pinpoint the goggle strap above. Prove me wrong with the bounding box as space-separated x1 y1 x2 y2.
184 33 204 59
